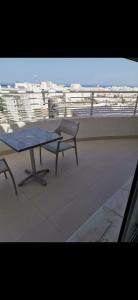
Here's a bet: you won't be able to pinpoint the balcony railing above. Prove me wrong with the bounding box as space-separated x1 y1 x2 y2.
0 90 138 124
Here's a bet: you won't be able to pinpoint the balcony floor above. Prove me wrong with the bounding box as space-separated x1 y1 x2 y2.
0 138 138 242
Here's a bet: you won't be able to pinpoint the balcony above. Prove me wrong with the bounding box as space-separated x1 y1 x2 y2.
0 90 138 242
0 136 138 242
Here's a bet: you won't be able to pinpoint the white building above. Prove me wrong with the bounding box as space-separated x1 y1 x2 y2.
15 82 29 90
70 83 82 91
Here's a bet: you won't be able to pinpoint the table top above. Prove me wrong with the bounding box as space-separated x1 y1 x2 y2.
0 127 62 152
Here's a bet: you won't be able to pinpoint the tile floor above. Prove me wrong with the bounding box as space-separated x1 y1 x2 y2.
0 138 138 241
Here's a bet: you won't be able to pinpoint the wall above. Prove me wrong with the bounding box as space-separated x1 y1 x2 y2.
0 116 138 154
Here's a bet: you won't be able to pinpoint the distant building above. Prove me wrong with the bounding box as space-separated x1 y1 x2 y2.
15 82 33 90
70 83 82 91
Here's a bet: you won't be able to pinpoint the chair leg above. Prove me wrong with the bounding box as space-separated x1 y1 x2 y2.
55 152 59 176
4 171 8 179
3 158 18 195
8 168 18 195
39 146 42 165
74 140 79 165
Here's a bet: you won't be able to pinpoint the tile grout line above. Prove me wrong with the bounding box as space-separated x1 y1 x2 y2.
97 222 112 242
104 205 125 219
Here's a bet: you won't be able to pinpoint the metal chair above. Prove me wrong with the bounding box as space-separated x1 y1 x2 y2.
39 119 80 176
0 157 18 195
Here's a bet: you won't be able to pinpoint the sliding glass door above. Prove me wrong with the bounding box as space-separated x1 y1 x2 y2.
118 161 138 242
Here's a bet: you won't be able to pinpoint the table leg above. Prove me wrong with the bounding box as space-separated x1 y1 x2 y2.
30 148 36 174
19 148 50 186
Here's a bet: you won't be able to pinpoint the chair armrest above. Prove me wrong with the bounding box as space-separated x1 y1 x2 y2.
53 127 61 135
58 137 74 143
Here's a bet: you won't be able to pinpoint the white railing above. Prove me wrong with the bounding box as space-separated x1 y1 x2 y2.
0 90 138 124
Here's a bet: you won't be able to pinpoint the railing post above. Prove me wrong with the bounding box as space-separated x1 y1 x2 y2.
134 93 138 116
41 89 46 105
90 92 94 116
63 92 67 117
41 89 48 119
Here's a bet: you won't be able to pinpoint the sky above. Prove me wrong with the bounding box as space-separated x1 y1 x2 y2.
0 58 138 86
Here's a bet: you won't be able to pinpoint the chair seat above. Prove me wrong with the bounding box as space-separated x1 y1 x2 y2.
42 141 74 153
0 159 8 173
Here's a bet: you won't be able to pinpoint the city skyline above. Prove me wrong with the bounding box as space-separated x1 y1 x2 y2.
0 58 138 86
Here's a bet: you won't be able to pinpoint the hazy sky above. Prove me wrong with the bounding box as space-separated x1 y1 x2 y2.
0 58 138 85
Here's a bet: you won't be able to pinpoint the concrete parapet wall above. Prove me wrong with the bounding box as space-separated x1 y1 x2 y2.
0 116 138 154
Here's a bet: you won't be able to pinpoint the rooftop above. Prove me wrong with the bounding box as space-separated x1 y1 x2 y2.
0 138 138 242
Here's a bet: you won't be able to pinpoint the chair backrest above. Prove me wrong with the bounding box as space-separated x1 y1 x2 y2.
59 119 79 137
